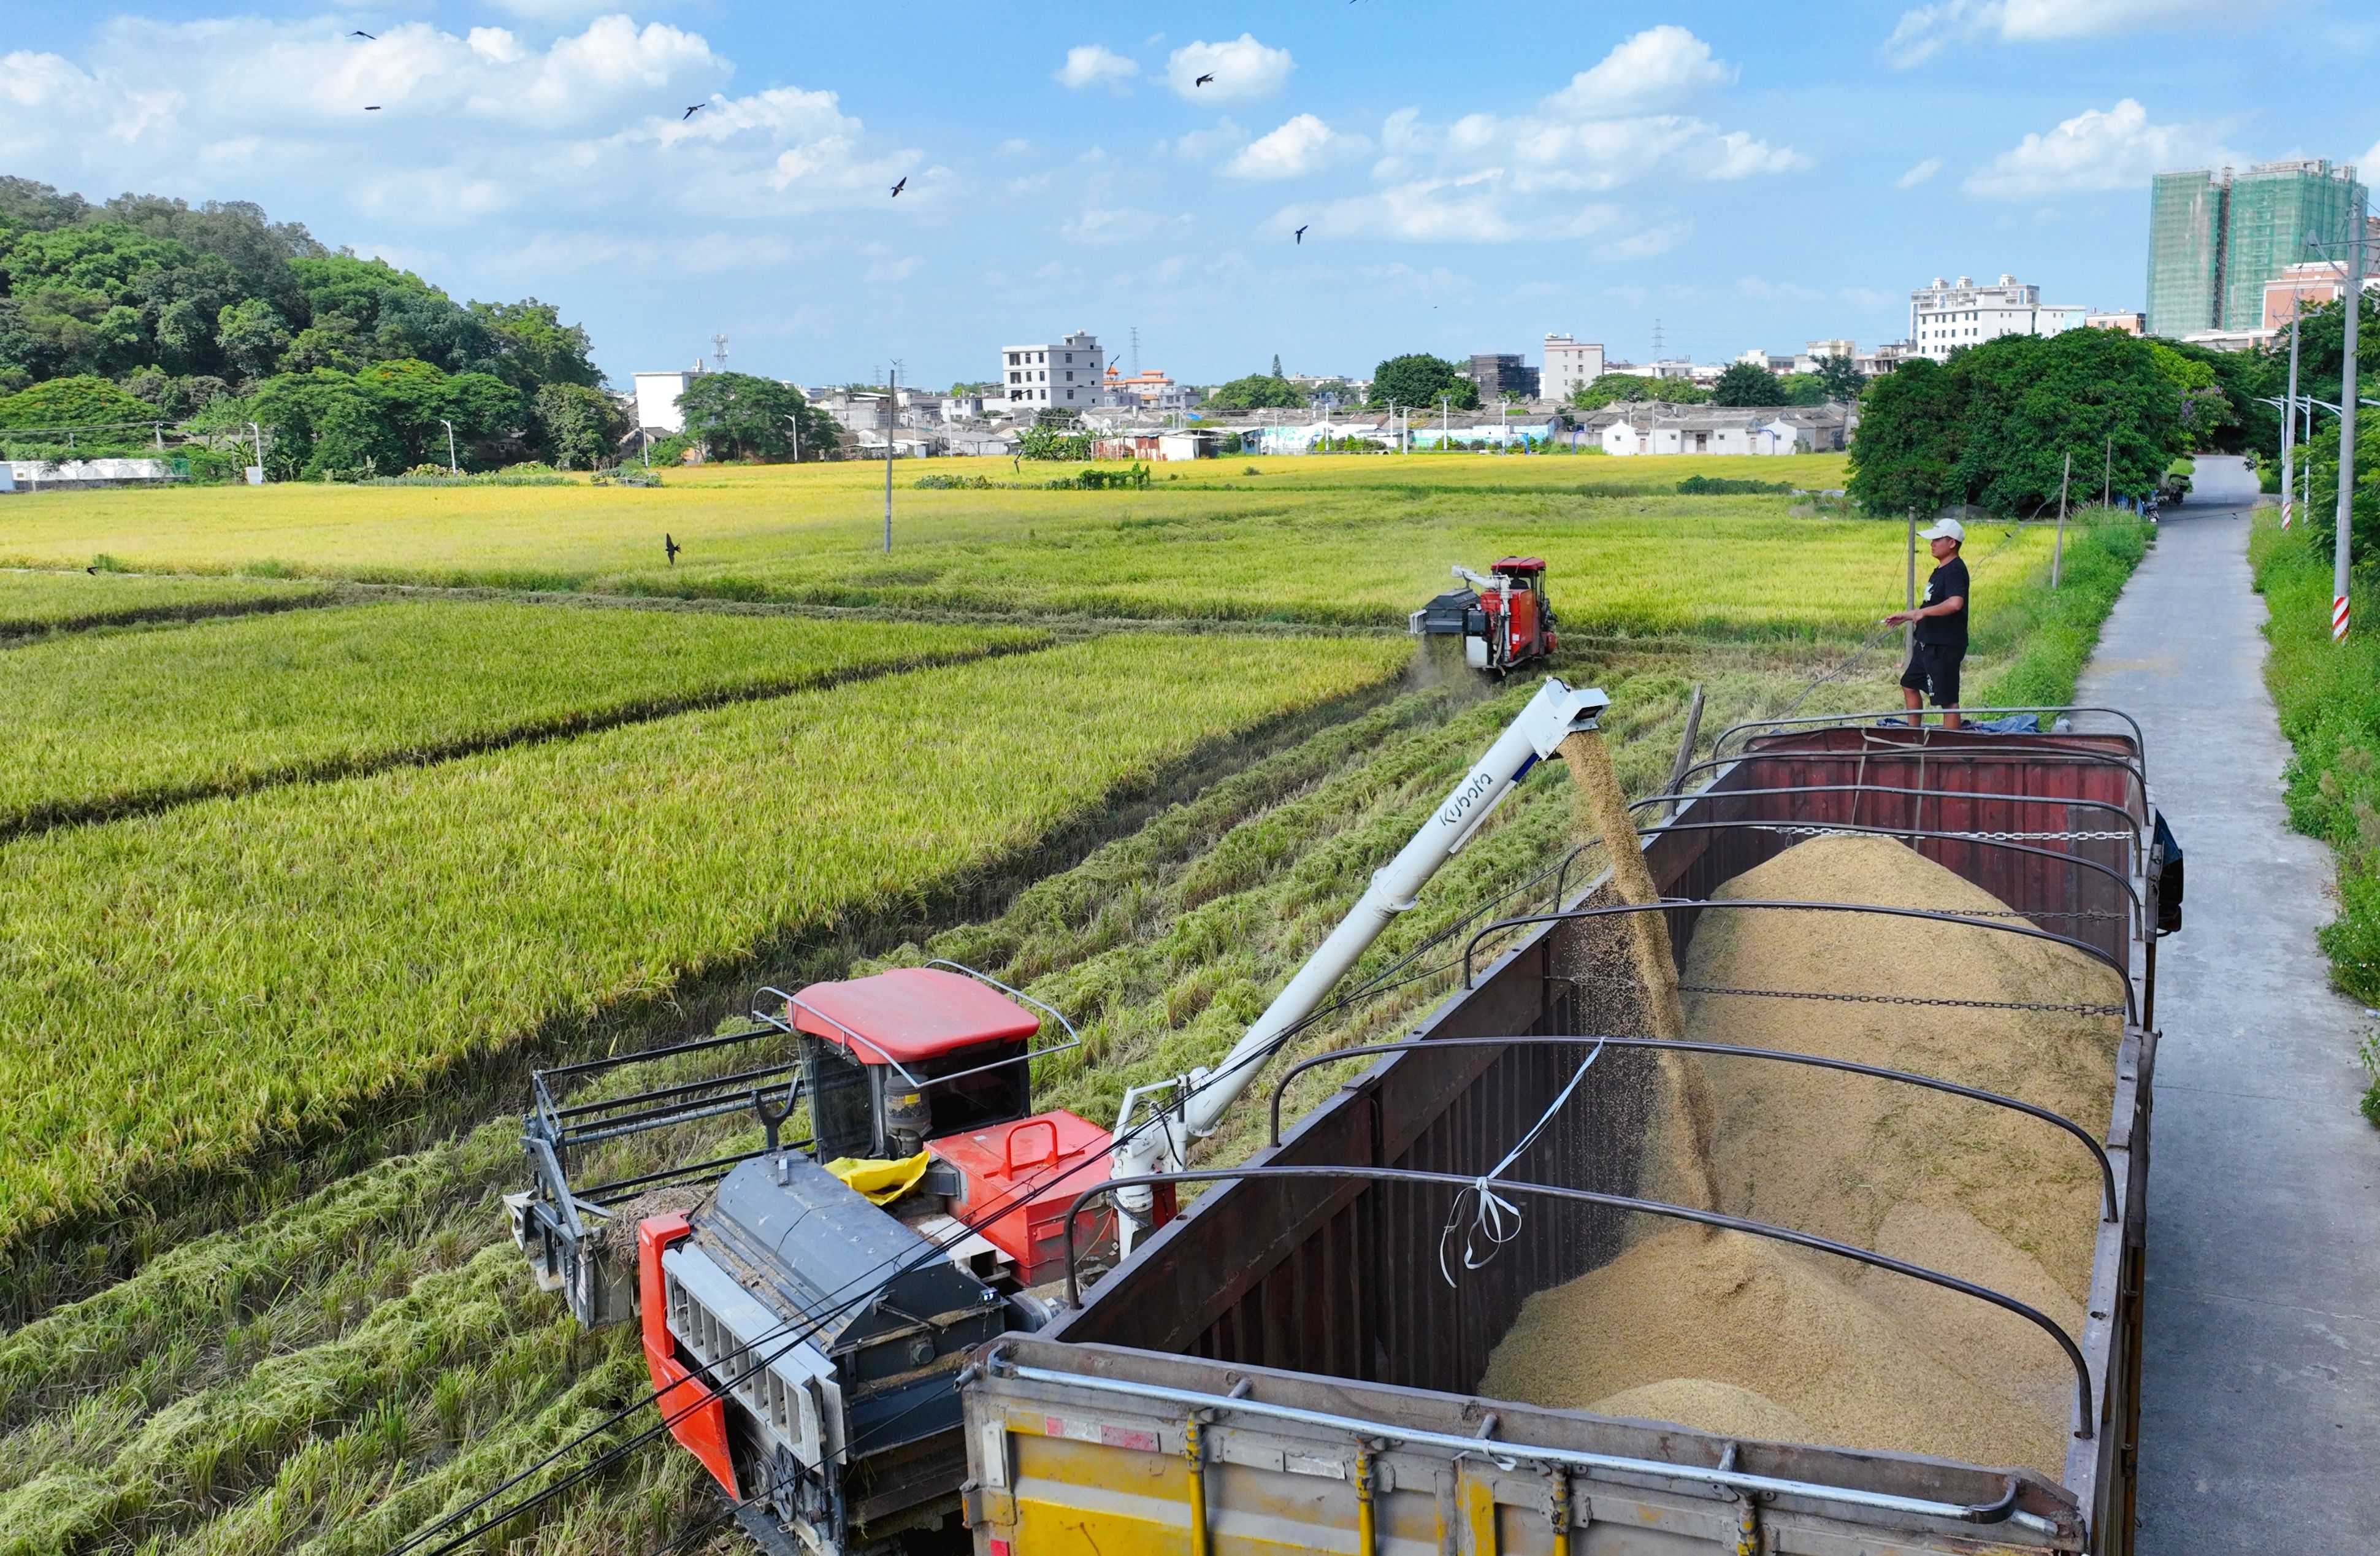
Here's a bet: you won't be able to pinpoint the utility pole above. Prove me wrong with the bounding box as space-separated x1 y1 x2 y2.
2333 195 2364 643
2102 433 2111 508
439 418 457 475
2281 301 2303 527
884 361 901 554
2053 450 2071 589
248 421 267 485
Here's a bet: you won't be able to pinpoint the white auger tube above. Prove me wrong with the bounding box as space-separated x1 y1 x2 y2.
1108 676 1611 1252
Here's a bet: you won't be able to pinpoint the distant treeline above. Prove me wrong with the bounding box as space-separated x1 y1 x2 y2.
0 177 622 475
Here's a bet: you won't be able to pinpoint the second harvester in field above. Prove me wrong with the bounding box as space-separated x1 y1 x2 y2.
1410 558 1558 674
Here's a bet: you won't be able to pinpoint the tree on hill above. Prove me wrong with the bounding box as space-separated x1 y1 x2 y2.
1710 362 1784 406
1207 372 1306 410
676 372 836 460
1848 328 2186 516
0 374 160 429
1369 353 1477 410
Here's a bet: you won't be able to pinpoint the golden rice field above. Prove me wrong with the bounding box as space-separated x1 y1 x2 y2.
0 632 1407 1249
0 453 1968 637
0 600 1036 831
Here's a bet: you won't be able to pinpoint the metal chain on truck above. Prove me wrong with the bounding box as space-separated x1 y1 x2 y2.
1678 984 2126 1016
1736 822 2134 843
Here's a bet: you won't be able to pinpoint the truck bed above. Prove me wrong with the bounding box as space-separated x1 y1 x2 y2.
960 718 2160 1554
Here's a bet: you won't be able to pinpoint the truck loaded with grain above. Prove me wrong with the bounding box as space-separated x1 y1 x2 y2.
958 708 2175 1556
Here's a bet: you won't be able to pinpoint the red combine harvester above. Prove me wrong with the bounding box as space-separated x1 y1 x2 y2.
511 681 1615 1554
1408 556 1557 673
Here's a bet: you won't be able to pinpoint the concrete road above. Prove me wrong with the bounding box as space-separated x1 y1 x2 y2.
2076 454 2380 1554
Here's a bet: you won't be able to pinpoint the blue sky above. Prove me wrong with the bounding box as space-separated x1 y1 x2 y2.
6 1 2376 389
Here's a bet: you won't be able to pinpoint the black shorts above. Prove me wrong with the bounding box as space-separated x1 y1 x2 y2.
1900 642 1962 707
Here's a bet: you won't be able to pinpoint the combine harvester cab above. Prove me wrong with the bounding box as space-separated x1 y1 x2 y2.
513 962 1118 1554
961 708 2179 1556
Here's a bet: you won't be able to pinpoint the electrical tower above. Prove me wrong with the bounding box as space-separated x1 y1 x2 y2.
711 334 729 372
1130 326 1140 378
1651 318 1664 358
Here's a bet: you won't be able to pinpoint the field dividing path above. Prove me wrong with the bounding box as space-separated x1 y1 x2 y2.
2075 456 2380 1554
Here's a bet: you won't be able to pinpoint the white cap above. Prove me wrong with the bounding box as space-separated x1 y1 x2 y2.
1917 517 1965 543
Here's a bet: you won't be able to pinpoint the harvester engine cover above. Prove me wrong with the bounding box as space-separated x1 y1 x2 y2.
645 1153 1006 1543
1409 556 1557 674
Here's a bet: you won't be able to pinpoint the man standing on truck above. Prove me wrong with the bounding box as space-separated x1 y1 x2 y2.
1886 517 1968 729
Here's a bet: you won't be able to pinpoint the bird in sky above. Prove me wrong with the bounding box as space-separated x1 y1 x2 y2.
364 105 382 111
350 29 374 38
664 533 682 565
683 103 705 120
1295 224 1308 244
1195 72 1214 87
890 176 908 197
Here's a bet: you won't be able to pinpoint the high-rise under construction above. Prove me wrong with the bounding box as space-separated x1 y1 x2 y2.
2145 159 2366 337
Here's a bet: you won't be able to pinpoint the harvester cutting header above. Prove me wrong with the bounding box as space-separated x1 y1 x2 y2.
511 678 1613 1554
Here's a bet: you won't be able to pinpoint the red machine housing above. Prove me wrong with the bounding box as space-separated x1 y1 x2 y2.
1480 557 1555 672
635 1213 738 1496
927 1109 1115 1286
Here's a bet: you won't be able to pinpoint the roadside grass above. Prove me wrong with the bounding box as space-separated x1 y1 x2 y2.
2251 515 2380 1122
0 568 336 638
0 634 1409 1257
0 602 1041 836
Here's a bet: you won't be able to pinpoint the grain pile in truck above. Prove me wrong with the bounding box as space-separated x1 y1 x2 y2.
1481 834 2123 1476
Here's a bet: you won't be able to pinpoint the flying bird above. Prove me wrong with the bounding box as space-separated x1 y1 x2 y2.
683 103 705 120
364 105 382 111
664 533 681 565
890 176 908 197
350 29 375 38
1295 224 1307 244
1194 72 1214 87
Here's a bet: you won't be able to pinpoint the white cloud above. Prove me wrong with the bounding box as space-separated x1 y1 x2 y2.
1224 114 1369 180
0 15 922 237
1055 44 1138 91
1266 27 1798 251
1896 156 1945 187
1886 0 2270 66
1170 117 1247 163
1164 34 1293 103
1542 26 1737 117
1964 98 2230 197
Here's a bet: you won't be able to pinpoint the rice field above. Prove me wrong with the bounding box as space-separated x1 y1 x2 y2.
0 601 1038 832
0 455 2147 1554
0 454 1933 635
0 567 336 637
0 633 1407 1251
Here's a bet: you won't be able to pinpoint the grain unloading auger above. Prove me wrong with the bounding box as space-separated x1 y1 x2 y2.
508 676 1609 1555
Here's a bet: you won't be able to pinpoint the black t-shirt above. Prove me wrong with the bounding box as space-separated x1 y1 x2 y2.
1914 555 1969 651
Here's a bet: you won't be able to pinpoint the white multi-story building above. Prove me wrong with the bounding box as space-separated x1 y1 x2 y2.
1542 334 1606 400
632 364 704 432
1909 275 2086 361
1000 331 1106 411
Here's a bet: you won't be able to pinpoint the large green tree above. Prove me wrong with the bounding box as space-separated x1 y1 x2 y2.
1849 329 2187 516
676 372 834 460
534 383 630 469
1566 372 1709 410
1815 353 1868 403
1206 372 1306 410
1368 353 1478 411
1710 362 1784 407
0 374 160 429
